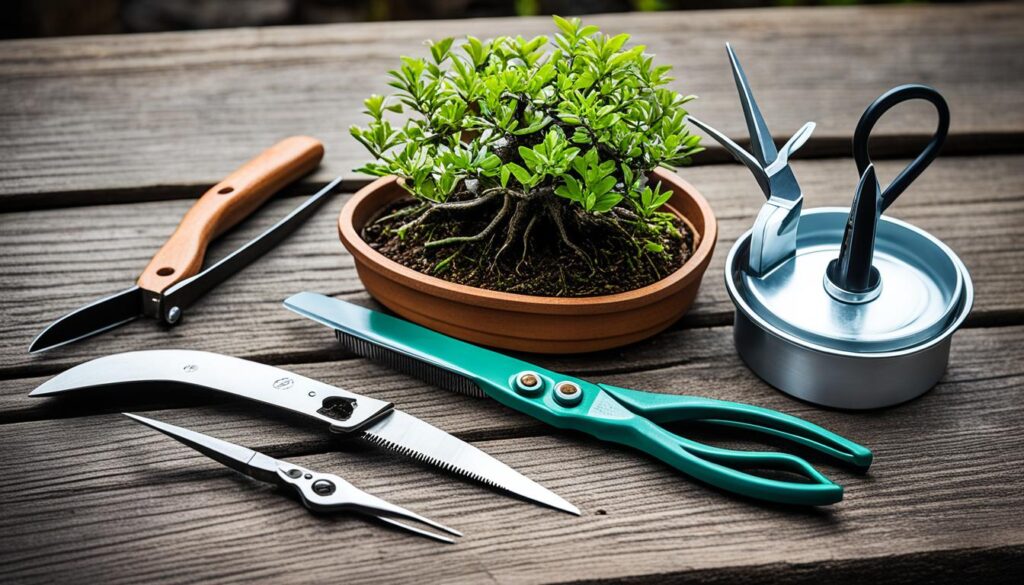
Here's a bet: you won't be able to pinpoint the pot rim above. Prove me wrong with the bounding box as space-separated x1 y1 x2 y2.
339 168 717 315
725 207 974 359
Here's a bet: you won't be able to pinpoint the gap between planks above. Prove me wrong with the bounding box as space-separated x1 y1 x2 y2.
2 135 1021 212
1 155 1022 380
2 3 1022 208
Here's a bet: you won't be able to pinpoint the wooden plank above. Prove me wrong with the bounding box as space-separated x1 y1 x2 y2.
1 325 1022 583
1 2 1022 208
2 155 1021 378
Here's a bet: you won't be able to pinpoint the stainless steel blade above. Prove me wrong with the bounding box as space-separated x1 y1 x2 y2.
31 350 393 433
29 286 143 353
124 413 282 485
362 409 580 515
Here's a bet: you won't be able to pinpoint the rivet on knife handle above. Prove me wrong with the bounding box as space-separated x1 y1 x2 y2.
137 136 324 295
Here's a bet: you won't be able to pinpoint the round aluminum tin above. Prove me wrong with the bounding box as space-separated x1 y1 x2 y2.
726 208 973 409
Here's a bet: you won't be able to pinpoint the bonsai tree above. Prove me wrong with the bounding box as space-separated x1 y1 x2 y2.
350 16 703 296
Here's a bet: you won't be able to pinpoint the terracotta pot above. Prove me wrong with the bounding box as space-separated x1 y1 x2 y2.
339 168 717 353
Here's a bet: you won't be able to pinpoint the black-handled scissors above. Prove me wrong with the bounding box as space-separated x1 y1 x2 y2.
829 84 950 293
853 84 950 211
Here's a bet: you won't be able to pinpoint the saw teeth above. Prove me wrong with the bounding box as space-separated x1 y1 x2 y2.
360 431 503 491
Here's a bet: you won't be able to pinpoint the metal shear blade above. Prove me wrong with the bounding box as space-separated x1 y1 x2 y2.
685 44 815 275
124 413 461 543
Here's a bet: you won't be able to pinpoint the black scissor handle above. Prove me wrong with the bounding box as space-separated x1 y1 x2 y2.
853 84 949 211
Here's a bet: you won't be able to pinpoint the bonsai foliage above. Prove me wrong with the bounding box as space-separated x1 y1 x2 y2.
350 16 703 285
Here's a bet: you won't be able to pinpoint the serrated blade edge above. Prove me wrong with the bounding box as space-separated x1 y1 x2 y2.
362 410 579 515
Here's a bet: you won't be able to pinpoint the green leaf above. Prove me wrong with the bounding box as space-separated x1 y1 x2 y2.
644 241 664 253
554 176 583 202
552 15 576 37
429 38 454 63
591 175 617 197
506 162 535 187
606 33 630 54
592 192 623 213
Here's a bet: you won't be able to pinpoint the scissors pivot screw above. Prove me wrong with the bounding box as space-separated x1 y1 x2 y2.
514 371 544 396
312 479 335 495
286 468 303 478
554 381 583 406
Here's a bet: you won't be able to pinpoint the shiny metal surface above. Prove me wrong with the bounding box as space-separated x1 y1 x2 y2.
685 44 815 277
726 209 973 409
362 410 580 516
124 413 460 543
28 286 142 353
33 350 573 514
734 209 965 353
732 310 955 410
31 350 394 432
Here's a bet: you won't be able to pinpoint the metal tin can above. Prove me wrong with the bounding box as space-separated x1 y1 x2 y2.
725 208 973 409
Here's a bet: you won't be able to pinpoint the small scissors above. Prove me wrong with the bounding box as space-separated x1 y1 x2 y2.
286 293 874 506
125 413 462 543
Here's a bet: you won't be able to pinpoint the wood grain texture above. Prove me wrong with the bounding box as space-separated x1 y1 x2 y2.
2 155 1020 377
1 325 1022 584
1 2 1022 208
3 5 1023 581
137 135 323 292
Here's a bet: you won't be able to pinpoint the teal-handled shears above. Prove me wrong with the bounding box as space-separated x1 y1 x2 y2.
285 292 873 506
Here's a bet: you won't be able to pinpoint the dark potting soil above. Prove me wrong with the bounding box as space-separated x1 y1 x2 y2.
361 197 694 297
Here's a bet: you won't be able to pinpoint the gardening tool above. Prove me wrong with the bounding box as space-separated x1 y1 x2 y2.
695 44 972 409
686 44 815 277
30 136 334 353
284 292 874 506
123 413 461 543
30 350 578 515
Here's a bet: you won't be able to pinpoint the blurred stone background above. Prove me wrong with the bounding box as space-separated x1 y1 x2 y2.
1 0 971 39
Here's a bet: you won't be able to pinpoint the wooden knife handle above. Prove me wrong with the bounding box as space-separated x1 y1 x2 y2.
137 136 324 293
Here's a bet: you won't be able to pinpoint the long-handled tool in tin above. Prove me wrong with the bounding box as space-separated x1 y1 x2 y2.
124 413 462 543
30 136 336 353
284 292 873 506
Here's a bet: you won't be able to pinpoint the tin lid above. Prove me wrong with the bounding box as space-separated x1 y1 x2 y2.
731 208 967 353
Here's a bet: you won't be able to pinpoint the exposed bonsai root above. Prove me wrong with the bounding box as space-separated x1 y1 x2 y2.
612 207 641 222
362 195 693 298
375 202 427 223
396 190 499 235
494 200 528 263
425 195 512 248
548 201 591 267
516 214 539 273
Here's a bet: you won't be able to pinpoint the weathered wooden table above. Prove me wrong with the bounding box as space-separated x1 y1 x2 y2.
2 3 1023 583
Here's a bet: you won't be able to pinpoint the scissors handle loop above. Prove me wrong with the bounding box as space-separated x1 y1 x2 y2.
600 385 873 505
853 84 949 211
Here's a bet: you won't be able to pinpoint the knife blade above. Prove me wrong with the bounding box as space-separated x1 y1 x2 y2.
29 286 143 353
29 136 326 353
30 350 578 515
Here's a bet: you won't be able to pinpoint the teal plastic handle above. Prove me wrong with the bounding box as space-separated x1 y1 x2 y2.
600 385 874 469
598 385 873 506
283 293 873 506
